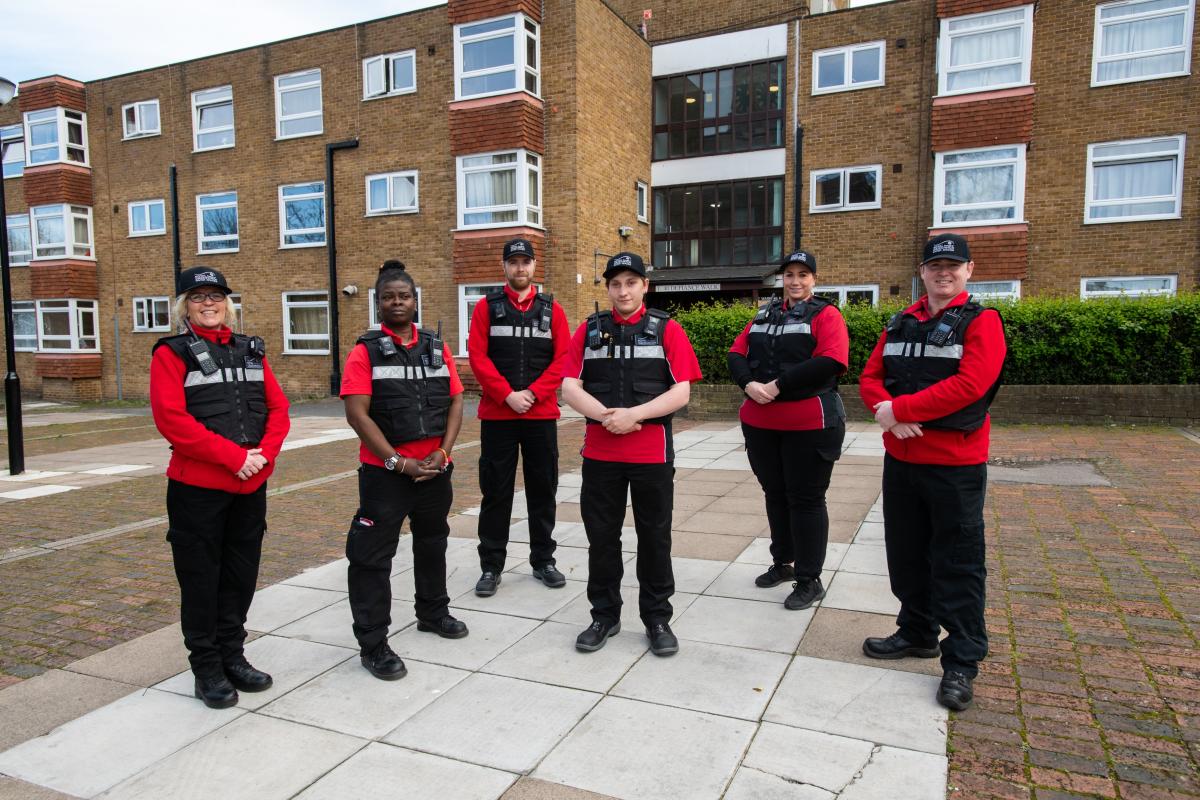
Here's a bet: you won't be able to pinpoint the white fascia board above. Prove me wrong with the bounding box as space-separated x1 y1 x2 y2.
652 24 789 76
652 149 787 186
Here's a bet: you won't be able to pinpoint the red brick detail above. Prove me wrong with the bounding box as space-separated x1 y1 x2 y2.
35 354 103 380
17 77 87 113
23 165 93 207
30 260 99 299
450 99 545 156
931 93 1033 151
937 0 1027 17
449 0 540 25
455 357 481 393
957 229 1028 280
453 230 546 283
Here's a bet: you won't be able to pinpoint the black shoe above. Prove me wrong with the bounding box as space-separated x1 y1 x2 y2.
360 641 407 681
783 578 825 610
532 563 566 588
194 674 238 709
475 572 501 597
755 563 795 588
646 622 679 656
223 658 273 692
862 632 940 660
937 671 974 711
417 615 469 639
575 620 620 652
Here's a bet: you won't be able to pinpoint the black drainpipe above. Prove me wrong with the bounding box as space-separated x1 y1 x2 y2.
793 125 804 250
169 164 181 280
326 138 360 395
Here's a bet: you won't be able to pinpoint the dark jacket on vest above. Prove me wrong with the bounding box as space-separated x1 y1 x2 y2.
743 296 840 403
359 328 451 443
484 289 555 391
153 332 268 446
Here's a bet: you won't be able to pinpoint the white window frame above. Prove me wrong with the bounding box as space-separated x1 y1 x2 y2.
967 280 1021 301
191 86 234 152
810 165 883 213
933 144 1026 228
777 282 879 306
196 191 239 254
282 291 331 354
1 124 23 179
128 199 166 237
278 182 326 248
228 293 243 332
1092 0 1195 86
1080 274 1177 299
122 99 161 139
1084 135 1185 224
363 50 417 99
454 13 540 101
23 108 88 166
6 214 31 265
12 301 36 351
812 41 886 94
458 283 505 354
31 204 94 260
365 171 420 216
275 69 323 140
937 5 1034 97
637 181 649 223
368 286 423 328
36 299 100 353
132 296 171 332
456 149 542 230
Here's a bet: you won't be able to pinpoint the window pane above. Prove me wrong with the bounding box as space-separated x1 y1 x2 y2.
848 170 877 204
816 173 841 206
1100 15 1185 57
392 56 414 90
1097 51 1186 81
751 63 769 112
717 69 733 116
366 59 385 96
818 52 845 88
463 35 515 71
702 72 717 119
1094 160 1174 200
141 103 159 131
732 66 751 113
945 165 1014 204
653 79 669 125
393 175 416 208
131 205 147 232
149 202 164 230
198 103 233 129
852 47 881 83
281 87 321 116
462 17 514 36
1090 199 1176 219
462 72 516 96
685 74 702 121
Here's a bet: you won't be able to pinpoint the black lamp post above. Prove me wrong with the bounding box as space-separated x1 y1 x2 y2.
0 76 25 475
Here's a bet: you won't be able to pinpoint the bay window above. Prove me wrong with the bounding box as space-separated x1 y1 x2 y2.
933 145 1025 226
456 150 541 229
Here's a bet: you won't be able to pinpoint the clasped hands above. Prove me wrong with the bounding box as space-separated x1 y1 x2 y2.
236 448 269 480
505 389 537 414
599 407 642 435
743 380 781 405
872 400 923 439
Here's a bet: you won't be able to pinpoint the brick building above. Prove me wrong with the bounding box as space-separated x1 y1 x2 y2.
0 0 1196 400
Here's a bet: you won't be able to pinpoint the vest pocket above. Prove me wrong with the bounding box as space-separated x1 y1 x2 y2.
190 400 231 419
632 381 664 404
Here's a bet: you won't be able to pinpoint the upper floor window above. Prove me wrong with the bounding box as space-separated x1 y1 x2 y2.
1093 0 1195 86
197 191 239 252
1081 274 1176 298
37 299 99 352
1085 135 1184 223
6 214 31 265
133 297 171 332
122 100 160 139
366 171 419 215
637 181 649 223
813 41 885 94
652 178 785 268
24 108 88 166
933 145 1025 227
279 182 326 247
192 86 234 151
364 50 417 99
275 69 323 139
938 5 1033 96
31 204 93 259
454 14 540 100
456 150 541 229
1 125 23 178
810 165 882 213
12 301 36 351
653 59 785 160
128 199 166 237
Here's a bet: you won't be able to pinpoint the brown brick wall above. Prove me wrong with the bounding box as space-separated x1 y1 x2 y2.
452 230 547 283
604 0 799 42
34 354 103 379
30 260 99 299
957 228 1028 280
936 0 1027 17
22 165 94 207
17 77 86 113
930 91 1033 151
449 0 542 25
449 98 545 155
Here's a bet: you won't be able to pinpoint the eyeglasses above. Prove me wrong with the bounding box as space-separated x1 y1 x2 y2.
187 292 227 304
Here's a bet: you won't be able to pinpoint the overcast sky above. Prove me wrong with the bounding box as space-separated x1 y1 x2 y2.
2 0 444 84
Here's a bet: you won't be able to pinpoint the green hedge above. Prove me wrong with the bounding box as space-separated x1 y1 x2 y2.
674 293 1200 385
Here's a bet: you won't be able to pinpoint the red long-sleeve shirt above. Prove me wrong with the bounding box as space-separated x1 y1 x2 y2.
859 292 1006 466
150 325 291 493
467 284 571 420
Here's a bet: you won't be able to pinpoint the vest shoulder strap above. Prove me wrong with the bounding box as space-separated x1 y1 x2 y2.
357 329 388 345
153 333 191 356
230 332 266 357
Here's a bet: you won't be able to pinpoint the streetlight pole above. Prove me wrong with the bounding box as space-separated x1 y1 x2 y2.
0 76 25 475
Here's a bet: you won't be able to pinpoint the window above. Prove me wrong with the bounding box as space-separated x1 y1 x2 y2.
1081 275 1176 298
811 285 879 306
938 5 1034 96
366 171 419 215
1085 135 1184 223
458 283 504 353
653 59 785 160
637 181 649 223
278 182 326 247
37 299 99 352
1 125 23 178
933 145 1025 227
812 41 885 94
456 150 541 229
967 280 1021 301
454 14 540 100
228 293 243 332
197 191 239 252
652 178 785 268
364 50 417 99
368 286 423 328
13 301 36 351
282 292 330 353
122 100 160 139
275 69 323 139
23 108 88 165
128 199 166 237
31 204 93 259
7 214 31 265
810 165 882 213
192 86 234 151
133 297 171 332
1093 0 1194 85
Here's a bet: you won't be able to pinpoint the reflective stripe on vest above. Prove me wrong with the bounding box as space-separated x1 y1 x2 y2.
370 365 452 380
489 325 553 339
583 345 666 361
184 367 266 386
882 342 963 360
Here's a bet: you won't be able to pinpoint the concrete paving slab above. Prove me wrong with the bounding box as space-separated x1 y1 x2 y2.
827 517 859 544
839 543 888 575
98 713 365 800
797 608 941 677
676 510 765 536
558 472 583 488
529 543 625 583
672 594 812 653
534 696 756 799
548 584 699 627
733 538 849 571
282 557 350 591
0 669 136 753
853 521 885 544
390 608 540 670
452 572 586 619
670 530 754 561
674 480 735 496
501 777 619 800
0 689 242 798
245 584 346 633
673 457 714 468
618 555 725 594
62 623 189 687
0 776 78 800
839 746 947 800
723 768 835 800
827 501 874 522
822 572 899 616
481 620 648 693
704 452 752 470
764 656 946 754
742 722 875 793
705 563 794 603
612 639 790 721
274 597 413 650
259 657 469 739
385 673 600 773
295 742 516 800
672 492 716 512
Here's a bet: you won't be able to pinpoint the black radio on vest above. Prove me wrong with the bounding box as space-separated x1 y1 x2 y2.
431 321 444 369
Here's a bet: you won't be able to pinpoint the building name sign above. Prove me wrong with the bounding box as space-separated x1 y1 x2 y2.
653 283 721 293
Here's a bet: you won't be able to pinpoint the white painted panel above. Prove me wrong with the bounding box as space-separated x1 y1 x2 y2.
652 149 787 186
653 24 789 75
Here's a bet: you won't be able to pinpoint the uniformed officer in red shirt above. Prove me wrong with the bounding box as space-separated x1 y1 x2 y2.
468 238 571 597
561 252 702 656
859 233 1006 711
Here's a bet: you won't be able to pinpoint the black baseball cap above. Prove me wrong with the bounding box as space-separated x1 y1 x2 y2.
177 266 232 296
778 249 817 273
922 233 971 265
603 252 648 280
502 238 535 262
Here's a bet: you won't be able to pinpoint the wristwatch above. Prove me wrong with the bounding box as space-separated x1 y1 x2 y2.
383 454 402 471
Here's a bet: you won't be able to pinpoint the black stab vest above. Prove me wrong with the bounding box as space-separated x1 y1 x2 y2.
581 309 675 426
359 329 451 443
484 290 555 391
746 296 840 403
154 332 268 446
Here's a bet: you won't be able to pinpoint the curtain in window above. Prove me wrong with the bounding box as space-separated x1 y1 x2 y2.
948 27 1021 91
465 168 515 209
945 165 1013 205
290 307 326 336
1098 14 1186 80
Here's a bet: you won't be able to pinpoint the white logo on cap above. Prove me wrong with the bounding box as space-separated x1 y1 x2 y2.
790 252 808 263
196 271 219 283
932 240 956 254
612 255 633 267
509 242 527 253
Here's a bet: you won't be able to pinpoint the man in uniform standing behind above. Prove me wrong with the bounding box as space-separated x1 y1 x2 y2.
469 238 571 597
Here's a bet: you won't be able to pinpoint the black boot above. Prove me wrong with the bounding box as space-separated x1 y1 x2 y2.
194 674 238 709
